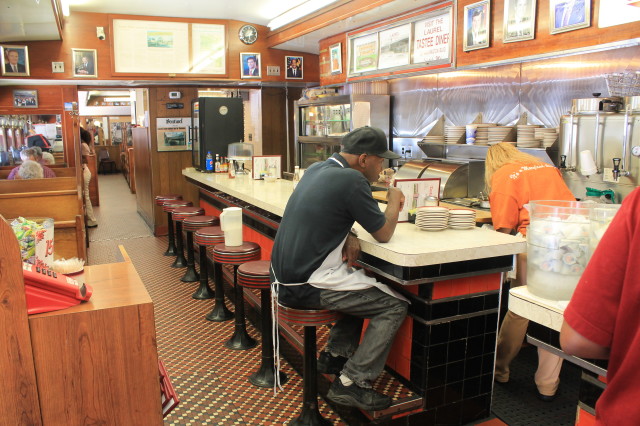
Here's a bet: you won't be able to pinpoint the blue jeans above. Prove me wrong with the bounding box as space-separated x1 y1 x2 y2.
318 287 408 388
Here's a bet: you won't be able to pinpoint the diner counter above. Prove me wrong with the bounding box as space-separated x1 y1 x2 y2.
182 168 527 267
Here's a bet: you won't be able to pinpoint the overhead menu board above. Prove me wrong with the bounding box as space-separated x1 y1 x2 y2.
112 18 226 75
347 3 453 79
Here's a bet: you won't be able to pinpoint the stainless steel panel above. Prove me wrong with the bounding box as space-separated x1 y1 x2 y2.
520 46 640 128
437 65 522 126
389 74 439 137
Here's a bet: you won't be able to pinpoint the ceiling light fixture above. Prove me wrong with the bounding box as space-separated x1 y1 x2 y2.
267 0 340 30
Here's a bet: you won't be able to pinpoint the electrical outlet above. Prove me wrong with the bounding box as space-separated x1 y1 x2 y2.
52 62 64 73
602 167 617 183
266 66 280 76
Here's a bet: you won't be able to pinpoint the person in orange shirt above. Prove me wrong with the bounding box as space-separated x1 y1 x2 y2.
485 142 575 401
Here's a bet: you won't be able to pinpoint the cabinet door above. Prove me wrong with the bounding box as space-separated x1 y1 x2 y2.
299 142 341 168
299 103 351 137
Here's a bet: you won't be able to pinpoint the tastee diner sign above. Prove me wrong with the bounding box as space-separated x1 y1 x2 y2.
347 3 453 80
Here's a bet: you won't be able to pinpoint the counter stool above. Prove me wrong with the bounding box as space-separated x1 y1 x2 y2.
181 215 219 283
211 242 261 350
159 197 187 256
277 302 339 426
171 206 204 269
197 228 234 317
238 260 288 388
162 200 192 258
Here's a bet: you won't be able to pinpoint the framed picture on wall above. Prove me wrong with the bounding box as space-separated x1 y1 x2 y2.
503 0 536 43
1 45 30 77
72 48 98 78
240 52 261 78
463 1 490 51
329 43 342 74
13 90 38 108
285 56 303 79
550 0 590 34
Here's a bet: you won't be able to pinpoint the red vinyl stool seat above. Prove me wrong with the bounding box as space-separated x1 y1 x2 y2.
196 227 233 321
170 206 204 269
237 260 288 388
180 215 219 284
212 242 261 350
161 199 191 257
278 302 339 426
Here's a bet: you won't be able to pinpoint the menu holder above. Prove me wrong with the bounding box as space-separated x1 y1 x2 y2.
393 178 441 222
252 155 282 180
159 359 179 418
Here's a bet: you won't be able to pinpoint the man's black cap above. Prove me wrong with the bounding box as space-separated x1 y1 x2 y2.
341 126 400 159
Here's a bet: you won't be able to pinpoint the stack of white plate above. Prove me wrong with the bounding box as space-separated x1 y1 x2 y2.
445 126 466 144
422 135 446 144
415 206 449 231
474 123 496 145
488 126 514 144
448 209 476 230
517 125 541 148
534 127 558 148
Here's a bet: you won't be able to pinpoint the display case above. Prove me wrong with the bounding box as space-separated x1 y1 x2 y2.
294 94 390 169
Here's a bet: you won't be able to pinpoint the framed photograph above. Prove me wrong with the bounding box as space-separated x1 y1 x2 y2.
13 90 38 108
378 24 411 69
156 117 191 152
550 0 590 34
503 0 536 43
252 155 282 180
394 178 441 222
329 43 342 74
463 1 491 51
1 45 30 77
72 48 97 78
285 56 303 79
240 52 261 78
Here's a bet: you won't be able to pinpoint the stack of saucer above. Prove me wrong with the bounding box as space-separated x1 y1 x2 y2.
517 125 541 148
488 126 514 144
447 209 476 230
415 206 449 231
445 126 466 144
422 135 446 144
534 127 558 148
474 123 496 145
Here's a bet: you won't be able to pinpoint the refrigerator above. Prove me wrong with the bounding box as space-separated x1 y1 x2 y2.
191 97 244 171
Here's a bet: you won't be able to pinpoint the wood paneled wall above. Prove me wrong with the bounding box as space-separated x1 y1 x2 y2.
318 0 640 86
2 12 318 83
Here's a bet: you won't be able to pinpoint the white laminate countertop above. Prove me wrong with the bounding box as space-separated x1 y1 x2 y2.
509 286 569 332
183 168 526 267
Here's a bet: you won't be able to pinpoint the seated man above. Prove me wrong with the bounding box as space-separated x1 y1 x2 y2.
7 148 56 180
15 160 44 180
271 126 408 411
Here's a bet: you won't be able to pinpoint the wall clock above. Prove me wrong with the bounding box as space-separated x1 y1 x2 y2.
239 25 258 45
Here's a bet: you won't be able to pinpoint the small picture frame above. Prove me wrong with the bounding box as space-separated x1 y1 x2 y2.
241 52 261 78
13 90 38 108
285 56 303 79
329 43 342 74
503 0 537 43
463 1 491 51
1 45 30 77
252 155 282 180
550 0 590 34
72 48 97 78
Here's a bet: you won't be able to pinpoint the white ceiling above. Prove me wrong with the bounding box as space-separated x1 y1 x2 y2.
0 0 435 54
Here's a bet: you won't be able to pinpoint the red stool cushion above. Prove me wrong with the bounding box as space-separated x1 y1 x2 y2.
237 260 271 289
172 207 205 222
163 200 192 212
155 194 182 205
277 303 339 326
194 226 224 246
183 215 219 232
212 242 261 265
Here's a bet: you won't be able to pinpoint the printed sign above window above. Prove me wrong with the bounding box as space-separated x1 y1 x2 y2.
347 3 453 80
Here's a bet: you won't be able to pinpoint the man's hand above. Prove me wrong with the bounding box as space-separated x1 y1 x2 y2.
387 187 405 211
342 233 361 268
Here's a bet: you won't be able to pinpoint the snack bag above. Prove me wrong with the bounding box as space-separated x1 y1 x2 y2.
11 217 54 268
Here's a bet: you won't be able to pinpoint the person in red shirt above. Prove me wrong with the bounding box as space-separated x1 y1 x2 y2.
561 187 640 424
486 142 575 401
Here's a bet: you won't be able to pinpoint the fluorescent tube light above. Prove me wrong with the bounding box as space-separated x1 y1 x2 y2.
267 0 340 30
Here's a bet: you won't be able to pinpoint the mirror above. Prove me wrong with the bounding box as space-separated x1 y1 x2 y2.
0 114 64 166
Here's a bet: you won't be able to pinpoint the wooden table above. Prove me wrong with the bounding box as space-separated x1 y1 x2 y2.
371 190 493 224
